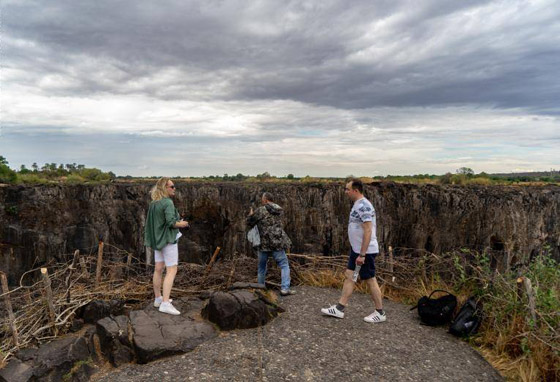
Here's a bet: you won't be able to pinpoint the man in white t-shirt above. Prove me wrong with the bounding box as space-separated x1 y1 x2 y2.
321 179 386 323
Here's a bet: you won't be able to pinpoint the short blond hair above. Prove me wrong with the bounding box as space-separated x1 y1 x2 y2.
151 177 171 201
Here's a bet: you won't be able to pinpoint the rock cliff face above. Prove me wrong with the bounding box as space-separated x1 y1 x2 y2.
0 182 558 283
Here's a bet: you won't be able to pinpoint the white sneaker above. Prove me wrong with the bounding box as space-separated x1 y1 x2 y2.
158 301 180 315
321 305 345 319
364 310 386 323
280 289 296 296
153 297 172 308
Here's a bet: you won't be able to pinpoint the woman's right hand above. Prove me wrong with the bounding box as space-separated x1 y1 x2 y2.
176 220 189 228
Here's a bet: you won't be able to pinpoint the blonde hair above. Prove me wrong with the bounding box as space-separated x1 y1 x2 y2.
151 177 171 201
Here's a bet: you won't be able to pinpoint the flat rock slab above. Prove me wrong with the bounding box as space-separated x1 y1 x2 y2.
94 286 503 381
131 307 217 364
97 298 217 365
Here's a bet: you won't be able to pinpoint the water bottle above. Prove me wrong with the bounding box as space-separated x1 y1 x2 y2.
352 265 361 282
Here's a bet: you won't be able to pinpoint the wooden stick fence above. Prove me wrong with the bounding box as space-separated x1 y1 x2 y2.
95 240 104 287
0 244 550 367
0 272 19 347
40 268 58 336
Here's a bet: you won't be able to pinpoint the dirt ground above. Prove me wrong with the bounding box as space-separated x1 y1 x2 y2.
94 286 503 382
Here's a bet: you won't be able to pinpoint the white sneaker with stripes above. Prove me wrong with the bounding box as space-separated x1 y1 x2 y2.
321 305 345 319
364 310 386 323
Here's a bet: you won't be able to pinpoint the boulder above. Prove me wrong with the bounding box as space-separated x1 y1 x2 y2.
79 299 124 324
202 290 280 330
130 306 217 364
1 334 94 382
69 318 85 332
0 358 33 382
32 336 91 380
96 315 134 366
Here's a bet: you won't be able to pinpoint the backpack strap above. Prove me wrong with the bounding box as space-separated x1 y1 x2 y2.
428 290 453 299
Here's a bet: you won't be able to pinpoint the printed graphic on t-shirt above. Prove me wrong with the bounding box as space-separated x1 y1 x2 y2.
349 200 375 224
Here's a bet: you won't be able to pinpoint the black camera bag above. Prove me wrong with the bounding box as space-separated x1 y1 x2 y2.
449 297 482 337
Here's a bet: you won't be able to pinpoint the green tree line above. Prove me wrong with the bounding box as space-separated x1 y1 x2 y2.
0 156 115 184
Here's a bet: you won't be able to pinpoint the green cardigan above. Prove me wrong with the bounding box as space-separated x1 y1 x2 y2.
144 197 180 250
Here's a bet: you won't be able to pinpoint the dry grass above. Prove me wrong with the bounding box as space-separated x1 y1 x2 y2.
289 250 559 382
0 246 259 366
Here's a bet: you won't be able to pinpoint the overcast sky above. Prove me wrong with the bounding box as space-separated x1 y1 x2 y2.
1 0 559 177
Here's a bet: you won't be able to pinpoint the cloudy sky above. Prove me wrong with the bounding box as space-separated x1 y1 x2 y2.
1 0 559 177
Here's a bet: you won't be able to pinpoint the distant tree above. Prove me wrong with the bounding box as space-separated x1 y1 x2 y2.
286 174 294 179
19 164 31 174
66 163 78 172
257 172 271 180
456 167 474 177
31 162 39 172
0 156 8 165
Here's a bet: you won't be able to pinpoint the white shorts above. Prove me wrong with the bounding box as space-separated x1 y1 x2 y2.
154 243 178 267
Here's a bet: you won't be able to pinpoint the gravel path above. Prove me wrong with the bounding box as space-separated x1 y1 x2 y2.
94 286 503 382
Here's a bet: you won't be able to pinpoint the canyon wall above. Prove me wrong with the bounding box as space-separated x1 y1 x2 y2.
0 182 558 283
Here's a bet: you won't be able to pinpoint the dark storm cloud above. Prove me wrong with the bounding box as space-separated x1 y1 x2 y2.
2 0 559 176
4 0 558 112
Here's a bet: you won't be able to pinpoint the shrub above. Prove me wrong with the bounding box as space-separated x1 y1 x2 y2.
467 177 493 185
0 164 17 183
78 168 111 182
65 174 86 184
17 173 48 184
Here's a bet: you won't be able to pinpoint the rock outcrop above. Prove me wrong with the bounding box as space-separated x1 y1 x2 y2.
0 182 558 283
0 332 98 382
202 290 281 330
1 290 280 380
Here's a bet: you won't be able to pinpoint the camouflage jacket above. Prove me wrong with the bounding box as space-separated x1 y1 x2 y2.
246 203 292 251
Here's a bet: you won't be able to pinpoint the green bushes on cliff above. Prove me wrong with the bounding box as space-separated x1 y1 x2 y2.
0 158 116 185
0 164 17 183
0 156 17 183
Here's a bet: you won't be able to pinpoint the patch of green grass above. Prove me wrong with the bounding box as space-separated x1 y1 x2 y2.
62 358 93 382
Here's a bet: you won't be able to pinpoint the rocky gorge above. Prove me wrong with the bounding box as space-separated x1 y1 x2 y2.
0 181 558 283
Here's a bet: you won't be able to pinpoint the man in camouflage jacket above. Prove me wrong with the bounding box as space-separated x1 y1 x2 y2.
247 192 295 295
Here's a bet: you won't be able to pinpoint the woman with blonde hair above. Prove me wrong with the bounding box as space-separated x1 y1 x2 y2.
144 178 188 315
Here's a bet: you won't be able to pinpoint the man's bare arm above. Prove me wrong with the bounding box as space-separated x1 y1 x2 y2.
356 221 372 265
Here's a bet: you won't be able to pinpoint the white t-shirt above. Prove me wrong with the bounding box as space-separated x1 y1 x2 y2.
348 197 379 254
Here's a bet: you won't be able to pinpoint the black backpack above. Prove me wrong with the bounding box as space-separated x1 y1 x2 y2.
449 297 482 337
411 290 457 326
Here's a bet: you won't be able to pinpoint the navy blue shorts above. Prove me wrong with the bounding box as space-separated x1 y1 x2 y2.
347 249 378 280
